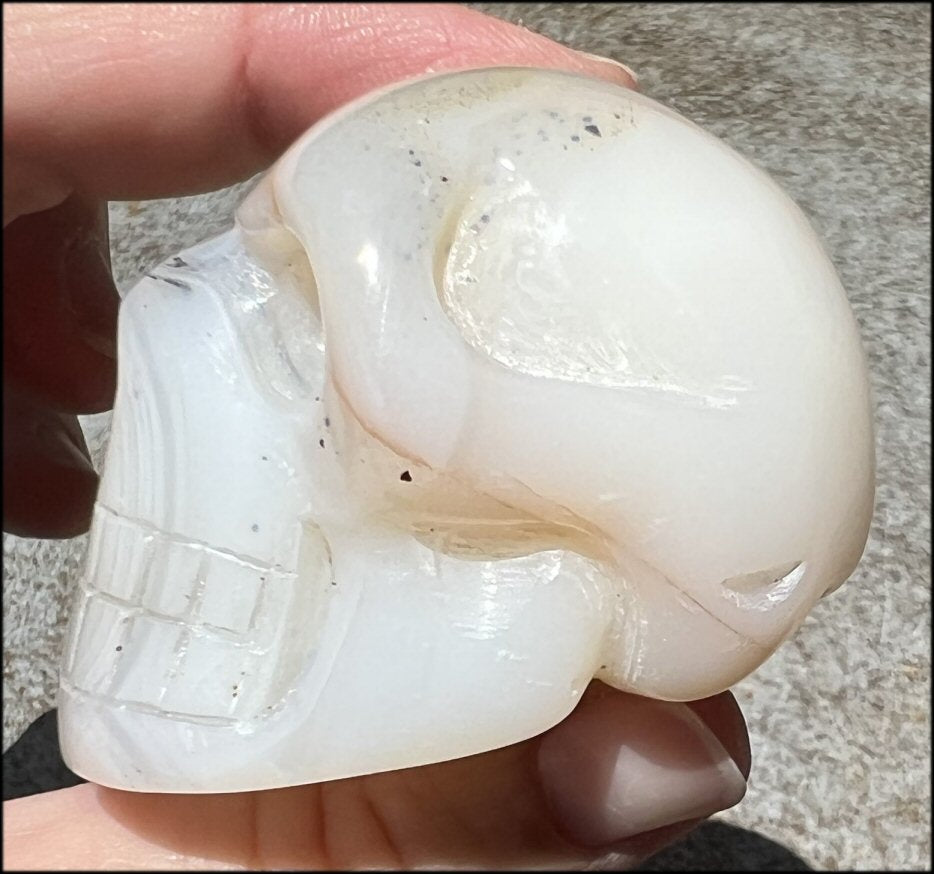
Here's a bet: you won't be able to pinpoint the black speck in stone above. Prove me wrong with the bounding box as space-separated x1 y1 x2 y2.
400 470 413 482
251 524 259 532
441 176 449 182
480 214 490 223
170 256 188 268
584 124 601 137
583 115 593 123
414 159 422 167
115 646 123 652
324 417 330 428
570 134 581 143
614 113 621 119
319 438 325 448
408 149 414 155
261 455 268 461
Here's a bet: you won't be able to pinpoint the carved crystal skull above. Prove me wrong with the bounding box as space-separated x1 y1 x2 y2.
58 68 874 793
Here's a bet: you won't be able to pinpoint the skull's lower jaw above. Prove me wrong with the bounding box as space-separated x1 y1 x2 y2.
57 496 776 793
58 506 613 793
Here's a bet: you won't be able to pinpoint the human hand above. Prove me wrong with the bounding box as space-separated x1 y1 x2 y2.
2 4 748 869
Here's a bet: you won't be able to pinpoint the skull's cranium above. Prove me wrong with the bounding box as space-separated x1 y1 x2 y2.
58 68 874 793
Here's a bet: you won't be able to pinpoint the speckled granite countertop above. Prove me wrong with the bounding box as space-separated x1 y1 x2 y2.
3 4 930 870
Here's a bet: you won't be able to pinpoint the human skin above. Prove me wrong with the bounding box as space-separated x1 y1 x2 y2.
2 4 749 869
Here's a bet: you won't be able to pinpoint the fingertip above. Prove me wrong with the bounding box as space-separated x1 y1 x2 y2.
3 387 98 538
396 4 640 90
537 686 748 848
3 196 118 415
687 691 752 781
6 3 639 205
2 455 98 539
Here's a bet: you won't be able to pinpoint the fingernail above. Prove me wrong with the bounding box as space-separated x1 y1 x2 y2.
577 52 640 89
537 695 746 847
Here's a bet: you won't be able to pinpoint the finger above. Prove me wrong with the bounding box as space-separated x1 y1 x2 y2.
3 3 636 220
3 195 118 414
2 687 747 870
2 382 98 538
535 685 748 851
686 689 752 780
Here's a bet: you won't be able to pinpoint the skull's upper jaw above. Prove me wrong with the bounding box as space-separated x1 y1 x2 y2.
59 69 873 793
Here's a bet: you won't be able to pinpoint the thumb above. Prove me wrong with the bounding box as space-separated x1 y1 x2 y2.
2 685 749 870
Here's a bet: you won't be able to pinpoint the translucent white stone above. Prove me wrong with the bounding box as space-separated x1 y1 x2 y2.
58 68 874 793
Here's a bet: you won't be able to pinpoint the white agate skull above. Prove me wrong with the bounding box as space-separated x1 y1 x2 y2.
58 68 874 793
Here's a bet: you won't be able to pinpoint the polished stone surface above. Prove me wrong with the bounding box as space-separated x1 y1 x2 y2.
4 3 929 869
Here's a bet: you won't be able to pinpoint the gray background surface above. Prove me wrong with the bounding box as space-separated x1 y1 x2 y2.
3 3 930 870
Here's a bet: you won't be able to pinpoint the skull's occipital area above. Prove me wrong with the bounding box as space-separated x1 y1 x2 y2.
58 68 874 793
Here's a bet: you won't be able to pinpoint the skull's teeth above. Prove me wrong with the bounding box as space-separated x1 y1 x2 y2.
82 506 154 603
64 505 298 722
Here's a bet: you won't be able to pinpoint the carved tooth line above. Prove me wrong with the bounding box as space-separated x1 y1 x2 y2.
244 571 270 639
73 507 288 718
94 503 294 574
77 584 249 645
183 550 209 623
60 677 238 727
84 507 284 642
61 590 90 677
161 627 191 705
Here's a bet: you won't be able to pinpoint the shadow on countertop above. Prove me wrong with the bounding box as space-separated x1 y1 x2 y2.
3 711 812 870
2 710 85 801
637 821 812 871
